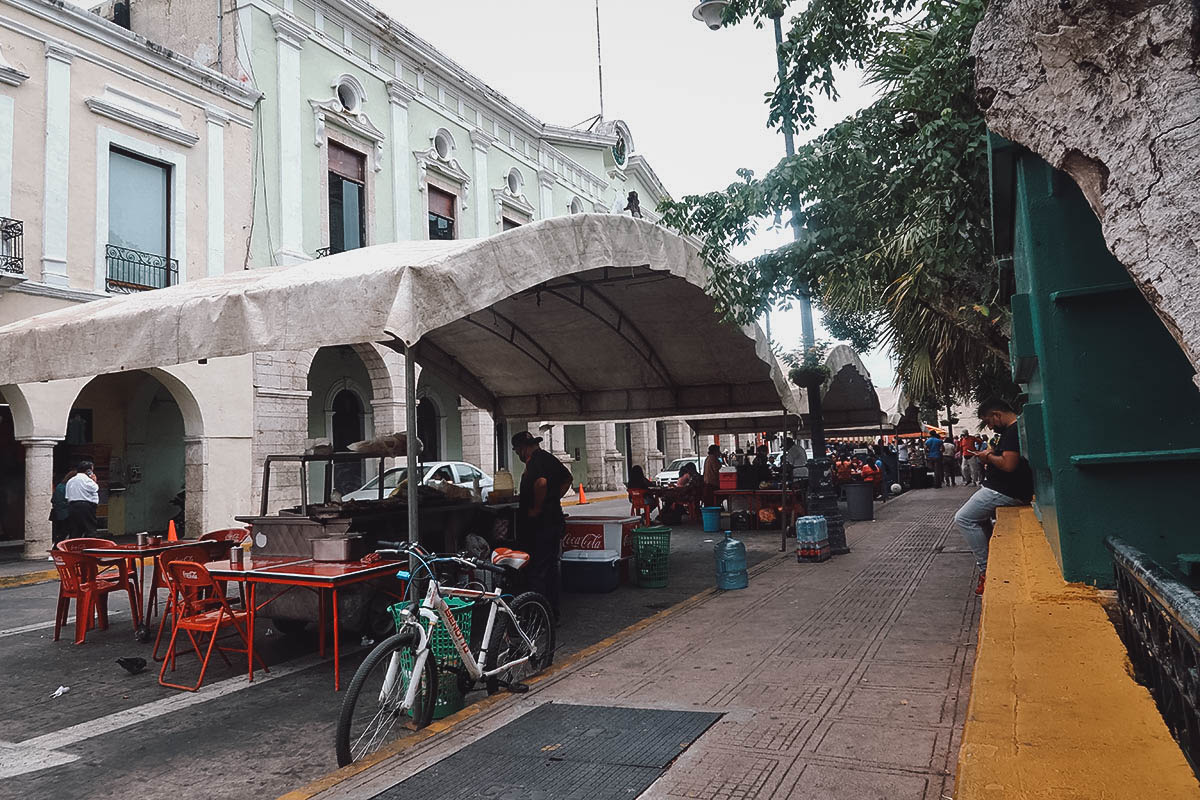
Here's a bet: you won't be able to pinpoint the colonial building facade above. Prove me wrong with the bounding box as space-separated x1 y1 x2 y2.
0 0 259 557
0 0 704 558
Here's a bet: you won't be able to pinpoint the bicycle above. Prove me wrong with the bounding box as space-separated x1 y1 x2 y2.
334 540 555 767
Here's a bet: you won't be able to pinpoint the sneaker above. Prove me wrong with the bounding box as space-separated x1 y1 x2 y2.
975 571 986 596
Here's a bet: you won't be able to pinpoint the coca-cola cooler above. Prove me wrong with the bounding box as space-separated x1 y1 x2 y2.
562 515 640 582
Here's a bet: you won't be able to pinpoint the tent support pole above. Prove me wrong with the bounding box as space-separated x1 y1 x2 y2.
406 347 419 599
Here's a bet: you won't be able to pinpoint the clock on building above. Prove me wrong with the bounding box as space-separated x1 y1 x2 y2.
612 133 627 167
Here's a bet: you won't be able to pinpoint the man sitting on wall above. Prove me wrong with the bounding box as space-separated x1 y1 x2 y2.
953 399 1035 596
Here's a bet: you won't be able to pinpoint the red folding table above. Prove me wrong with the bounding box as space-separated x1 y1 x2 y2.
204 555 405 690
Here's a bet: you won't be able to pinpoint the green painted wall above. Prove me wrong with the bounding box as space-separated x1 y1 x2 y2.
996 137 1200 585
564 424 588 488
416 369 463 462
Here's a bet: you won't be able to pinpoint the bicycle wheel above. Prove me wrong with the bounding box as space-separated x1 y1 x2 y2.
485 591 555 695
335 630 437 767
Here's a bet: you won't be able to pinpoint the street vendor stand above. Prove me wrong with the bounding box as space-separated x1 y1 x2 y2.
1 215 805 676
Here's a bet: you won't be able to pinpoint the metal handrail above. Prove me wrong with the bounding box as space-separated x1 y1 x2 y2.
105 243 178 293
1106 536 1200 776
0 216 23 275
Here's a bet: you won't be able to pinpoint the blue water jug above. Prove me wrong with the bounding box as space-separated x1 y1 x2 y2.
715 530 748 590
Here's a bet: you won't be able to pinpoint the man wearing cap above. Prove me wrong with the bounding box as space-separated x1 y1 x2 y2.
512 431 573 620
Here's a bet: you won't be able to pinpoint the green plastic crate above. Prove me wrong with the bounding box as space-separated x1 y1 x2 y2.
390 597 474 719
632 526 672 588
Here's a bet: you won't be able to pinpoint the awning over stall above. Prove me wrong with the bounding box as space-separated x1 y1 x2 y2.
0 215 797 422
685 345 889 438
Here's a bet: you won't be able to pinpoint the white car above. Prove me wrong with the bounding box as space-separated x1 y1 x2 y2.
342 461 494 502
654 457 703 487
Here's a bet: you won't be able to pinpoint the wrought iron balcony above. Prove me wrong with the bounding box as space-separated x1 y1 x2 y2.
1107 536 1200 777
105 244 178 294
0 217 23 275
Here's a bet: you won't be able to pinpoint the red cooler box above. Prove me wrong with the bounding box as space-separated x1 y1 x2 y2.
563 515 640 582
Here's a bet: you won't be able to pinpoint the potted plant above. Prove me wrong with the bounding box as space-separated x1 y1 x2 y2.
784 341 831 389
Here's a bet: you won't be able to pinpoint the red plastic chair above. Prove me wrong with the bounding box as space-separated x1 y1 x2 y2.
158 560 267 691
628 489 655 525
50 550 141 644
199 528 250 545
151 544 217 663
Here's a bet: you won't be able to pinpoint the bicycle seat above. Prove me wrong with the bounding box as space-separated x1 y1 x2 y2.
491 548 529 570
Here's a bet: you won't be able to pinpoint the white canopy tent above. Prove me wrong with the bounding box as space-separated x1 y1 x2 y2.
0 215 798 538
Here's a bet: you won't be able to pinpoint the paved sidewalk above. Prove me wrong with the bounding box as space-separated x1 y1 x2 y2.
306 486 980 800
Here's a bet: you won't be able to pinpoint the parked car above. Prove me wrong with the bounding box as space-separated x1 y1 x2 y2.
342 461 494 501
654 457 703 487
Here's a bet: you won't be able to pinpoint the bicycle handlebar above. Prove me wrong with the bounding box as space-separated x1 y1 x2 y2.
376 541 504 575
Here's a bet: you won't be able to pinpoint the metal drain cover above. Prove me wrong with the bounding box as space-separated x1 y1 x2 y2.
372 703 721 800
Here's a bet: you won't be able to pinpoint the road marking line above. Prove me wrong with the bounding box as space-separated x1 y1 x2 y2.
0 653 328 779
0 611 128 639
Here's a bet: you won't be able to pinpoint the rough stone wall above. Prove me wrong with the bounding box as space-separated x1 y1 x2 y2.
251 351 312 513
972 0 1200 384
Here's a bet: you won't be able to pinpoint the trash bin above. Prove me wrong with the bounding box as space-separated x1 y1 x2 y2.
632 526 672 588
844 481 875 521
392 596 473 719
701 506 722 533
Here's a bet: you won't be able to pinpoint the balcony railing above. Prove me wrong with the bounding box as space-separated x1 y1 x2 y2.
0 217 23 275
105 244 178 294
314 246 332 259
1107 536 1200 777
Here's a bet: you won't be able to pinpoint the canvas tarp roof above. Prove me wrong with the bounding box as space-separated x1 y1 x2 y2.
686 344 889 437
0 215 797 422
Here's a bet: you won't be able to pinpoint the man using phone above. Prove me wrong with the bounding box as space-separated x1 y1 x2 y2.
954 399 1034 595
64 460 100 539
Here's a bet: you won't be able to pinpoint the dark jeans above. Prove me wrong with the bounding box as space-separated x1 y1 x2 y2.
522 517 563 616
930 458 944 488
67 501 98 539
51 517 70 544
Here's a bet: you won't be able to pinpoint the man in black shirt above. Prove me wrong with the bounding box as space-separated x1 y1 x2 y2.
953 399 1034 596
513 430 573 619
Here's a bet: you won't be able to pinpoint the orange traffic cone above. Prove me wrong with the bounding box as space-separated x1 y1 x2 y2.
578 484 588 504
167 519 178 542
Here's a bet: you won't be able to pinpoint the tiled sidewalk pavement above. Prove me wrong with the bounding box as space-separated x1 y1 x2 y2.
308 486 979 800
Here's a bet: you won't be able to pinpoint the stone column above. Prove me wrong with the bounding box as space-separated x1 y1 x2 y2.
20 438 58 559
662 420 685 462
631 421 664 475
386 81 416 242
584 423 607 490
459 400 495 473
184 436 207 536
252 351 312 512
602 423 625 490
548 424 570 462
469 130 494 237
204 109 228 277
271 13 308 263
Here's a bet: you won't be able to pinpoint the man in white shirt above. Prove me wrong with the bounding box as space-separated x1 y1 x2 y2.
64 461 99 539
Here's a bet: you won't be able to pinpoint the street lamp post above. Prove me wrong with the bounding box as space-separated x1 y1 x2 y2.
691 0 847 554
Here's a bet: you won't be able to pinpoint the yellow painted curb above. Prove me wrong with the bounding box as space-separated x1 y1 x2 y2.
0 568 58 588
955 506 1200 799
279 552 790 800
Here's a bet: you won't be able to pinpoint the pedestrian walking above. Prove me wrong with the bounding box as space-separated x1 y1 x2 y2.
926 431 945 488
512 431 572 621
953 399 1034 596
64 461 100 539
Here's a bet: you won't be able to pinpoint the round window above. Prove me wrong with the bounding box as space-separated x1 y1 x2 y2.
434 131 453 160
507 168 522 195
336 82 360 114
569 197 584 214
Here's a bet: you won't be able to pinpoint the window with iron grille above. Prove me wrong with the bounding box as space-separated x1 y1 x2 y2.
107 148 175 293
0 217 23 275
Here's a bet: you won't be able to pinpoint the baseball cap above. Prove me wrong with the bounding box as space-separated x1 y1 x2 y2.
511 431 543 449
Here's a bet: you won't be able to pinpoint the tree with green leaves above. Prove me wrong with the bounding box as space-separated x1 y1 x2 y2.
660 0 1014 402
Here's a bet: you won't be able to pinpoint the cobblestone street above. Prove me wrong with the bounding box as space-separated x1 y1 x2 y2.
310 485 979 800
